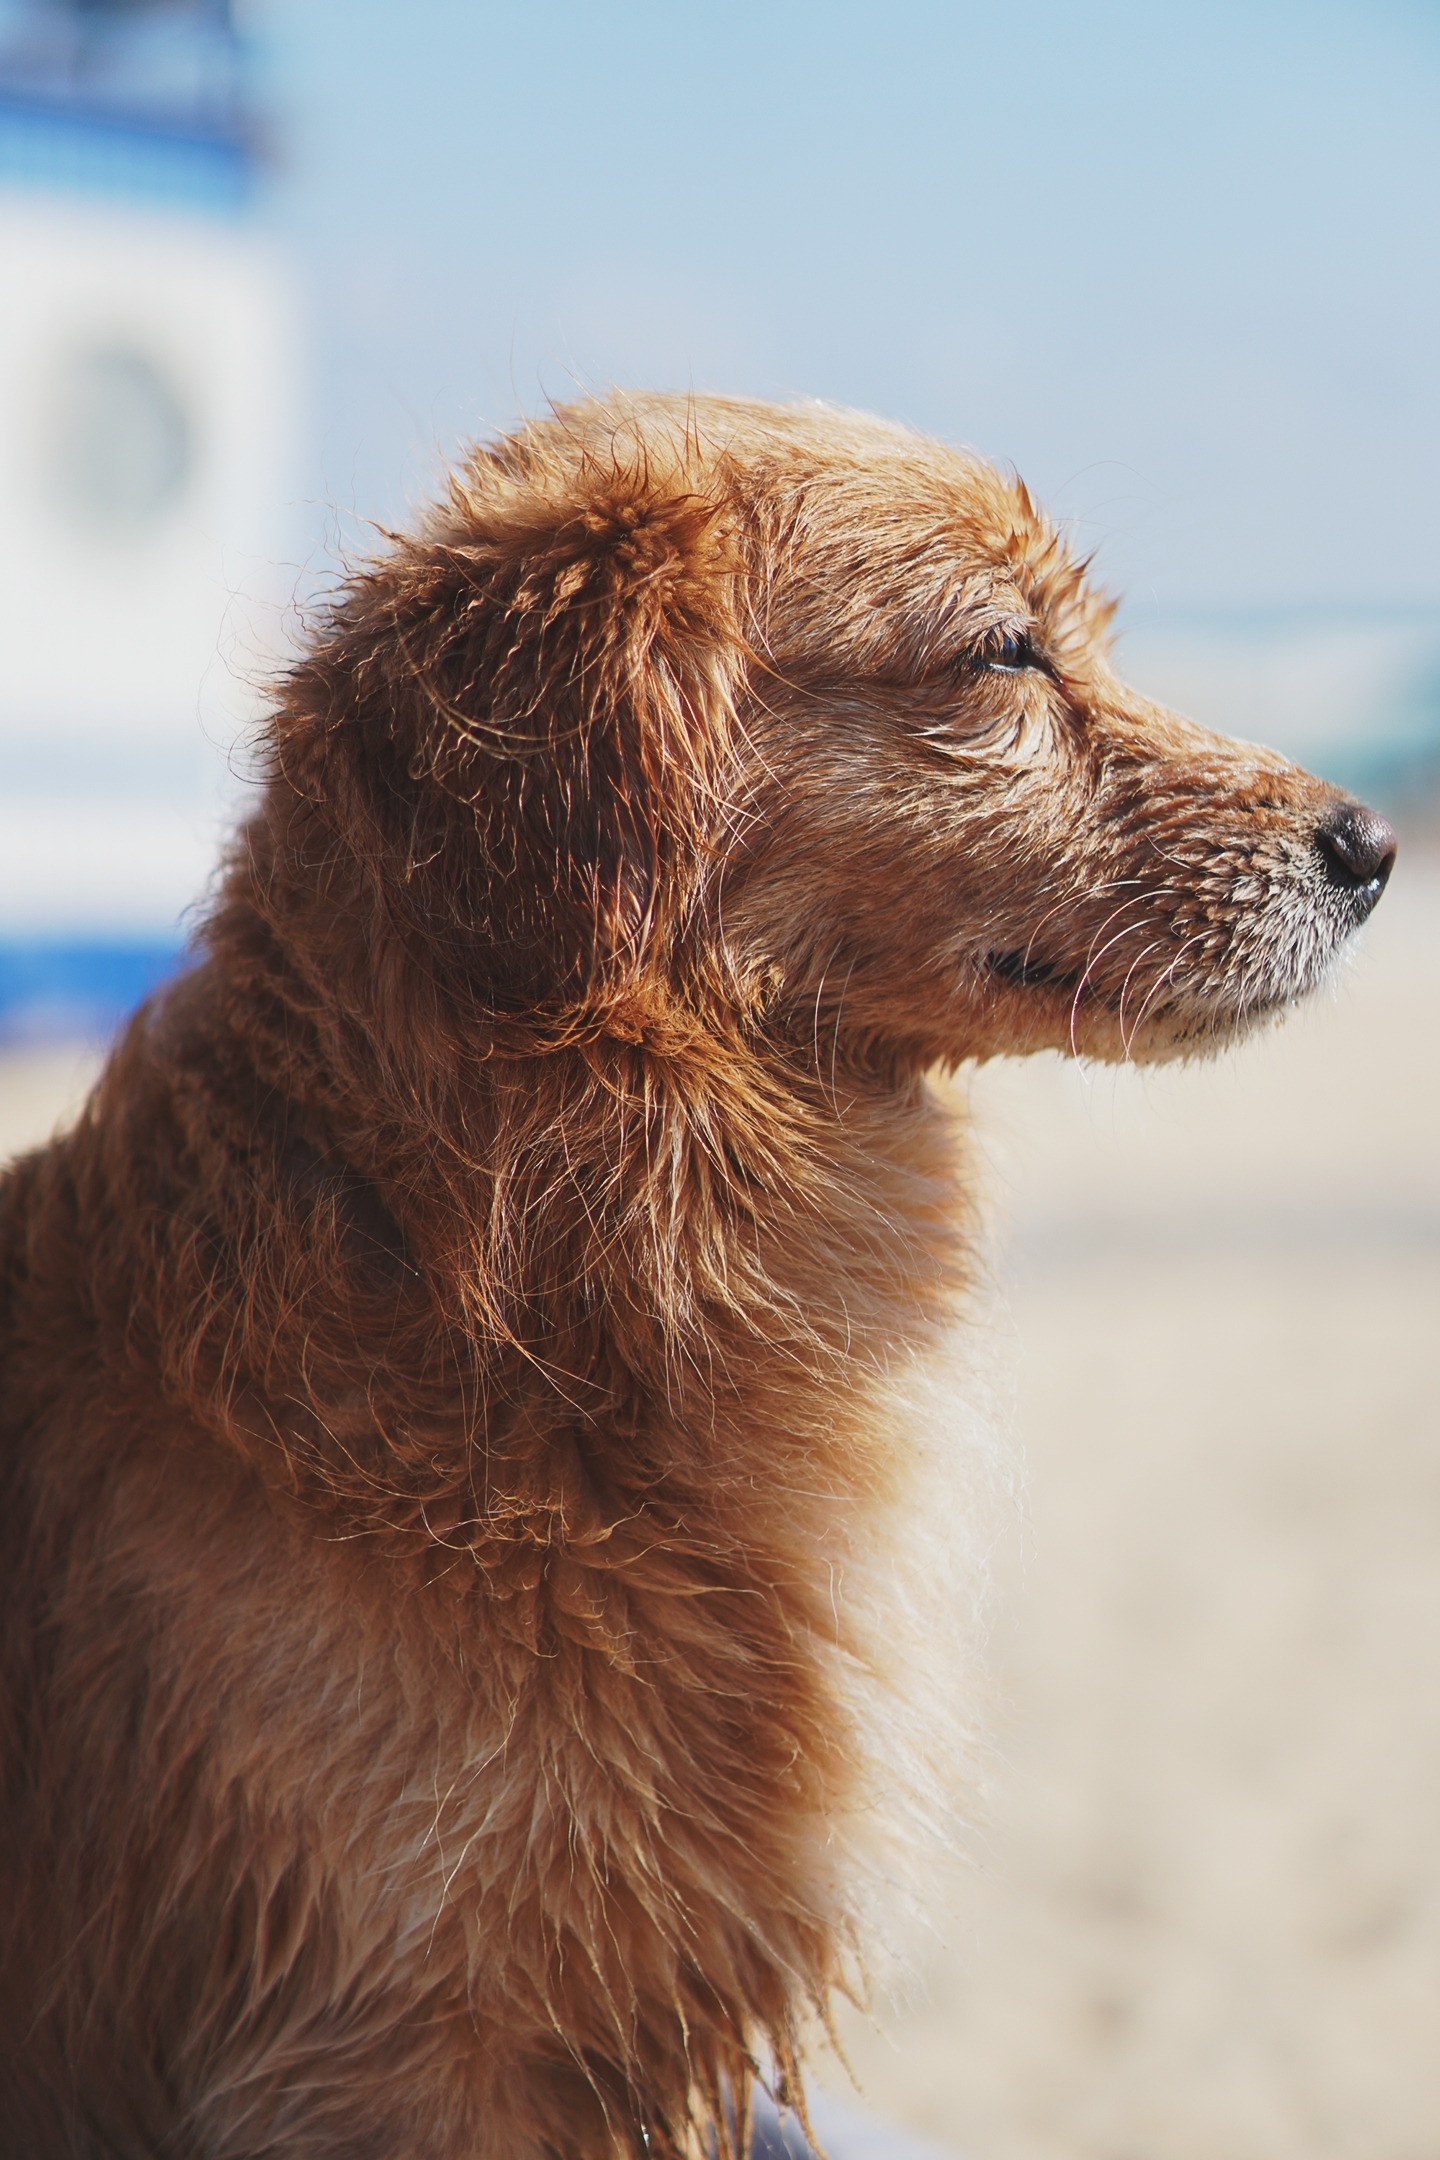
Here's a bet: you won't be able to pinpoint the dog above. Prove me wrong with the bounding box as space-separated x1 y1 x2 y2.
0 393 1395 2159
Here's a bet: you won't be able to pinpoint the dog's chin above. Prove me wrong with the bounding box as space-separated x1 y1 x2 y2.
971 998 1277 1069
967 930 1355 1067
1078 997 1291 1067
1121 912 1365 1064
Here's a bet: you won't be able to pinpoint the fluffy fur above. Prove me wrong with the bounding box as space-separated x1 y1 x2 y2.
0 393 1394 2159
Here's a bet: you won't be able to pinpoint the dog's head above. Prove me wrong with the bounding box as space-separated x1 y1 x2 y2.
278 392 1394 1072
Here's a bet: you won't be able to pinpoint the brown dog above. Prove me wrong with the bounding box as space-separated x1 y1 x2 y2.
0 394 1395 2159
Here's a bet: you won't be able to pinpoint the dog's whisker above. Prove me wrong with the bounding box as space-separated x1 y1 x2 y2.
1125 928 1215 1040
1079 890 1169 969
1116 937 1168 1059
1009 875 1163 978
1066 917 1163 1057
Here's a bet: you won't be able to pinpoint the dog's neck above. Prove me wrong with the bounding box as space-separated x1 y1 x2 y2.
82 789 967 1551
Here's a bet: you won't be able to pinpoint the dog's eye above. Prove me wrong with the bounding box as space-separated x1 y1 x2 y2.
971 628 1040 674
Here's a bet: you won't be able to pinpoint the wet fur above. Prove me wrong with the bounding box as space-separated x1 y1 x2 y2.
0 394 1379 2158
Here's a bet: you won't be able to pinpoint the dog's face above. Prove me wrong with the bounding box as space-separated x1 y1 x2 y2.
291 394 1394 1073
709 402 1395 1067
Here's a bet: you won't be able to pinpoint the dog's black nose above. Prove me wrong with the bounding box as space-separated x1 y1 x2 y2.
1315 799 1397 907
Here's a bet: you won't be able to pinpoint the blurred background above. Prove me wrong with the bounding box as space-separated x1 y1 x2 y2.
0 4 1436 2156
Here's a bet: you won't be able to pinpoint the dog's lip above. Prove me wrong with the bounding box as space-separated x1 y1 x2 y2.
985 948 1295 1027
984 948 1078 990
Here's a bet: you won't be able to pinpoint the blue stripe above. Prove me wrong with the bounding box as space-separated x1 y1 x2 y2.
0 937 188 1045
0 94 251 212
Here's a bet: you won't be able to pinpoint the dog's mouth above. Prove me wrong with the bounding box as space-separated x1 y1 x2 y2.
983 909 1329 1046
984 948 1078 991
982 943 1173 1032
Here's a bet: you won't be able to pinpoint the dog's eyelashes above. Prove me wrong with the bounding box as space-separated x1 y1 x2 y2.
971 628 1041 674
937 626 1047 684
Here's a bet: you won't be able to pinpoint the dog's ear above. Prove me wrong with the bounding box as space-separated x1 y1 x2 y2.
281 431 749 1019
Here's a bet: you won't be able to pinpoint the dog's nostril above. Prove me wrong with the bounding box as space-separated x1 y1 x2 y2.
1315 799 1398 894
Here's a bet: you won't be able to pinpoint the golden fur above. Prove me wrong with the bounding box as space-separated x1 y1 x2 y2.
0 393 1394 2158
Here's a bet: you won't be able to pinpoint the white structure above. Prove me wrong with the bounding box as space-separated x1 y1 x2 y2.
0 0 298 1030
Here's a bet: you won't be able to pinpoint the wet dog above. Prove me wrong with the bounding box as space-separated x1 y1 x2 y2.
0 395 1395 2158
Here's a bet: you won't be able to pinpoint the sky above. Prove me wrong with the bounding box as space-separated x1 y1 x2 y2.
255 0 1440 621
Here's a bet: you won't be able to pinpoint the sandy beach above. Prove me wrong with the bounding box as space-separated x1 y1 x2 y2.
1 848 1435 2160
815 840 1440 2160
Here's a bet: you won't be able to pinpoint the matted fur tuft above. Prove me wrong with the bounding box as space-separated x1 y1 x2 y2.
0 391 1388 2159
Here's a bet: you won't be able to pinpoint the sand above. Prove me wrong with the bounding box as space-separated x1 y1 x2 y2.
2 852 1435 2160
816 846 1440 2159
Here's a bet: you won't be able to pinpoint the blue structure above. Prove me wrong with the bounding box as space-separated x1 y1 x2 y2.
0 0 251 204
0 0 260 1042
